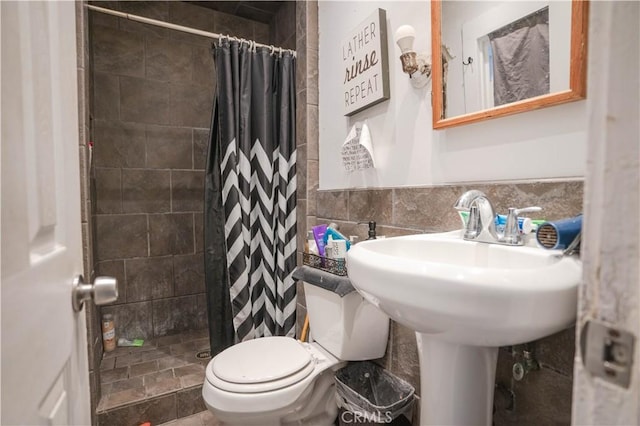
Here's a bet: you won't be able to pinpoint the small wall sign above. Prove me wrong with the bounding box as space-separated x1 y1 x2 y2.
342 9 390 116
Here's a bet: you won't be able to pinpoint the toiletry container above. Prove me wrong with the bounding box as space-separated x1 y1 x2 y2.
102 314 116 352
202 272 389 425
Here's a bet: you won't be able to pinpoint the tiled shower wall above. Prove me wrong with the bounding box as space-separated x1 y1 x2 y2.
88 2 270 341
271 0 297 50
295 2 582 424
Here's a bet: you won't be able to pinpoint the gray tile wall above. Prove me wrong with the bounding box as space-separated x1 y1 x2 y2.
295 2 581 424
88 1 270 342
271 1 296 50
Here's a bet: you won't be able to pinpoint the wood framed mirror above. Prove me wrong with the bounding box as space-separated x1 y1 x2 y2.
431 0 588 129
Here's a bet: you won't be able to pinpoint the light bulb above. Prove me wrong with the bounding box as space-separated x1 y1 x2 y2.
395 25 416 54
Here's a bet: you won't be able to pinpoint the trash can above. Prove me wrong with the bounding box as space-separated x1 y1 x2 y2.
335 361 415 425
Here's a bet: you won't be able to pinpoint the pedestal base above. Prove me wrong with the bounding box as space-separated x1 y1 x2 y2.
416 333 499 425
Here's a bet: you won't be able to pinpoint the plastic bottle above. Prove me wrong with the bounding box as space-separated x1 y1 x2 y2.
102 314 116 352
323 227 352 251
307 230 319 255
311 224 328 257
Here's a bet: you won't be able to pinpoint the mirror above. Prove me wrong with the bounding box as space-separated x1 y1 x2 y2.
431 0 588 129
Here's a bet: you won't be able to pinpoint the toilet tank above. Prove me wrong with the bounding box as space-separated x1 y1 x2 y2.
303 282 389 360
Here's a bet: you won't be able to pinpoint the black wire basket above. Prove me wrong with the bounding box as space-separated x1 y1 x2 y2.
302 252 347 276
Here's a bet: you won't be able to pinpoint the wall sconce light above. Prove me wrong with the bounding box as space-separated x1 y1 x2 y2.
394 25 431 88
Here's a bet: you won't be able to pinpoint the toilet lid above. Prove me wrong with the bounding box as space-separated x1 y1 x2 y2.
210 336 314 393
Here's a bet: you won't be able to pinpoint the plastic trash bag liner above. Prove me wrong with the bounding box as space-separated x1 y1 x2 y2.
335 361 415 420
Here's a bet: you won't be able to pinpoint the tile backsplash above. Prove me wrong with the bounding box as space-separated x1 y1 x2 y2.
315 180 584 239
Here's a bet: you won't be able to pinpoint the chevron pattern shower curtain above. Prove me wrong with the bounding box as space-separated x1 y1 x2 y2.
205 39 297 347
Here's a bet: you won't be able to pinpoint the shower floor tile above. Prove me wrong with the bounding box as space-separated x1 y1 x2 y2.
97 329 214 425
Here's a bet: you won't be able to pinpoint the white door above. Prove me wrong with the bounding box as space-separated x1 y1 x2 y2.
1 1 91 424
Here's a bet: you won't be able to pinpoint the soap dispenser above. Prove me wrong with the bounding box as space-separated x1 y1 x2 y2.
365 221 377 240
357 220 377 240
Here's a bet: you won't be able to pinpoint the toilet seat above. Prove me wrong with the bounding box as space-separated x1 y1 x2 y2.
207 336 315 393
203 339 344 416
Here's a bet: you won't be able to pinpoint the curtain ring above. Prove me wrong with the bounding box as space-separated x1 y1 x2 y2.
270 45 276 56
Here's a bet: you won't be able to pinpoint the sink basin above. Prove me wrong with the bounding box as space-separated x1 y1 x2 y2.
347 231 581 425
347 230 580 347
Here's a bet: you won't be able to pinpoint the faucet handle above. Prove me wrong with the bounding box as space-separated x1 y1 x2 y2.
513 206 542 216
464 205 481 239
502 206 543 245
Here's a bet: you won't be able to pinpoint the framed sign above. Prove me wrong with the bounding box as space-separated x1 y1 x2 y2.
342 9 390 116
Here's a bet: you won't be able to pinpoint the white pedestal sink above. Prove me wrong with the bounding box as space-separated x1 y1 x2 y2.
347 231 581 425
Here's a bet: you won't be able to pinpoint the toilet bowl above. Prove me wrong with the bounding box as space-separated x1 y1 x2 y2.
202 279 390 425
203 336 346 425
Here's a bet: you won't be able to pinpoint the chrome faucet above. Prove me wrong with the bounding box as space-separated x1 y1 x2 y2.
454 190 499 244
454 190 541 246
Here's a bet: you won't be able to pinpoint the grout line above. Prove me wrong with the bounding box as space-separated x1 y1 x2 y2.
96 251 203 263
116 76 121 121
96 167 199 172
146 214 151 257
391 188 396 225
170 250 176 298
123 257 128 304
144 124 149 169
192 212 196 254
539 362 573 379
118 167 124 214
191 128 195 170
169 170 173 213
346 189 350 222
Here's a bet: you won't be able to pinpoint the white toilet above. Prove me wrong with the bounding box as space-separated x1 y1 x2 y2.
202 281 390 425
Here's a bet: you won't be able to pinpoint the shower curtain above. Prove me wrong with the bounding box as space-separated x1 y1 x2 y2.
204 39 297 354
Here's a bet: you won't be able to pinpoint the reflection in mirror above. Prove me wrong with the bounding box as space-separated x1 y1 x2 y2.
432 0 588 129
488 7 551 107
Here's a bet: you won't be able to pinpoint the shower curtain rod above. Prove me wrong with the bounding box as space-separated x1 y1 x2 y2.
86 5 297 56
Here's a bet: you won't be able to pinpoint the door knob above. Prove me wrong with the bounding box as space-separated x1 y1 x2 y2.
72 275 118 312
